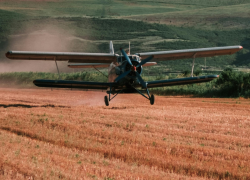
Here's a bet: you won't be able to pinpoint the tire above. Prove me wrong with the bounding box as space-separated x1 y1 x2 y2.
150 94 155 105
104 95 109 106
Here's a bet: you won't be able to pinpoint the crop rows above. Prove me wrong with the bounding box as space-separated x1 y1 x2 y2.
0 88 250 179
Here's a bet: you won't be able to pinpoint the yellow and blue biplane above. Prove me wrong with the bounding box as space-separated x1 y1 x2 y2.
6 41 243 106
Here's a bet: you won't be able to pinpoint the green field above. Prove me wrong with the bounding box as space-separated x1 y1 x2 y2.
0 0 249 75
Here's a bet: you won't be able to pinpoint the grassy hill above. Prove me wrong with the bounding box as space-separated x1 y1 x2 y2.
0 0 250 73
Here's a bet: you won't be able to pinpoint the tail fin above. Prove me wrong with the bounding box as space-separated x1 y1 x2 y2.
109 41 114 54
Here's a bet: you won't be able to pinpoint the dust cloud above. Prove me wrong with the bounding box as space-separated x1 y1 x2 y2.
74 90 107 106
1 25 76 73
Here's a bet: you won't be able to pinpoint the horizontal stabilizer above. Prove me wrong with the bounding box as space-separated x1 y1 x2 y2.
33 79 117 90
147 75 218 88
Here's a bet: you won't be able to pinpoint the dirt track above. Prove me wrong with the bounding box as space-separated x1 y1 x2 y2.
0 88 250 179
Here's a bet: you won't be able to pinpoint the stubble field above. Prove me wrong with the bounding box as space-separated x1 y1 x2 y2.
0 88 250 179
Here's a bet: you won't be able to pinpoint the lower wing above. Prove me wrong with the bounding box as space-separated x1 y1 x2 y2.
33 75 218 90
147 75 218 88
33 80 118 89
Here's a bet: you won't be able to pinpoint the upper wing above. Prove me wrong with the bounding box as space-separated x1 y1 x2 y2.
68 63 110 68
6 51 118 63
33 79 118 89
147 75 218 88
137 46 243 61
67 62 157 68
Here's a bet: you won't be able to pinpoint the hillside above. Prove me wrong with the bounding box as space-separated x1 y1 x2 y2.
0 0 249 73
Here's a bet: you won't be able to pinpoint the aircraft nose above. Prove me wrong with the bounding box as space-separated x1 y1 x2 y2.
132 66 137 71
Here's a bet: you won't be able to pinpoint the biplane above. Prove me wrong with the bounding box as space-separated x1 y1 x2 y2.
6 41 243 106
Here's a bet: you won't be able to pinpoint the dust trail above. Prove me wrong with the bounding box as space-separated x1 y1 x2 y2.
68 90 108 107
1 25 75 73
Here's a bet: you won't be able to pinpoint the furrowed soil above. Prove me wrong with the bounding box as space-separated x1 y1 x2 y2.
0 88 250 179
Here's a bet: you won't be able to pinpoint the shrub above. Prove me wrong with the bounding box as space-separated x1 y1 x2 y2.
216 68 245 97
183 70 190 77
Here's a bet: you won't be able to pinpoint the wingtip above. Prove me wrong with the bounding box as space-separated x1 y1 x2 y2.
33 80 38 86
5 51 11 58
239 46 243 49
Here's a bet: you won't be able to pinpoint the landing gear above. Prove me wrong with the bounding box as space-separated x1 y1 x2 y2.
104 95 109 106
104 86 124 106
104 85 155 106
150 94 155 105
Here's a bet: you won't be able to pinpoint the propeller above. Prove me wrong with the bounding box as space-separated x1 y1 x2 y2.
115 48 154 88
136 55 154 67
120 48 132 66
135 71 147 88
115 70 131 82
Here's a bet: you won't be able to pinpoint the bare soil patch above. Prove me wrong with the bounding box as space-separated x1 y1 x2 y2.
0 88 250 179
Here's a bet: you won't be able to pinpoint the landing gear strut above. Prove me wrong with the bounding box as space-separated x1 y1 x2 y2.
104 85 155 106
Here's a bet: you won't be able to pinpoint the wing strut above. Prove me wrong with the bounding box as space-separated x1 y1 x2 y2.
54 57 61 80
92 66 108 78
191 53 197 77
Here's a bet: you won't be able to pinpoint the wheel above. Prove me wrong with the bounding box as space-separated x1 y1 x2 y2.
150 94 155 105
104 95 109 106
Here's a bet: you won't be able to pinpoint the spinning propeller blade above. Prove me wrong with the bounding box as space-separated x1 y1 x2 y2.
135 71 147 88
115 70 131 82
120 48 132 66
136 55 154 67
115 48 148 88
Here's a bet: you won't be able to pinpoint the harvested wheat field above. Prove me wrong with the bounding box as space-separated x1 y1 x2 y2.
0 88 250 180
